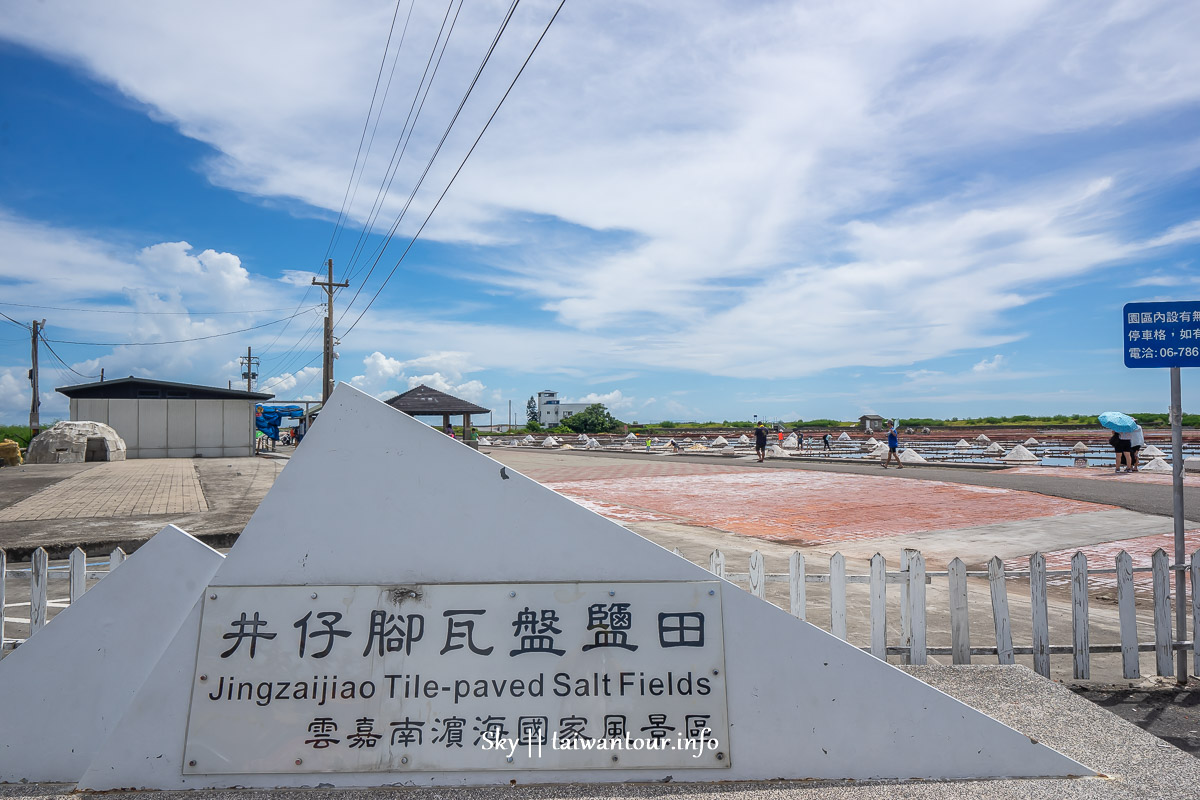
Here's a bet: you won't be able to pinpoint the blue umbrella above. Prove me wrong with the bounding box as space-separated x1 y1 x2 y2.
1098 411 1138 432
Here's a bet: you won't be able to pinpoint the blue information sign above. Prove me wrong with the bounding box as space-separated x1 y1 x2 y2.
1123 301 1200 368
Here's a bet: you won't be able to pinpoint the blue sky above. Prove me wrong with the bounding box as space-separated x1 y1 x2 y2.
3 0 1200 426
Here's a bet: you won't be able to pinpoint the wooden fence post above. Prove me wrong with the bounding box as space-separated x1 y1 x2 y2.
1152 548 1174 677
709 549 725 579
1116 550 1139 679
70 547 87 605
870 553 887 660
987 556 1014 665
0 548 6 647
30 547 48 633
1030 552 1050 678
908 550 927 665
1071 551 1090 680
949 558 971 664
789 552 805 620
830 552 847 641
749 551 765 600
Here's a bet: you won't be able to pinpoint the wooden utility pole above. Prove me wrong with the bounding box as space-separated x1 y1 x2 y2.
239 347 259 392
312 258 348 405
28 319 45 436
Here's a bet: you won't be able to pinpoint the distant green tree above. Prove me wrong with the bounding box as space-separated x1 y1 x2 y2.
563 403 622 434
526 396 538 425
659 420 676 428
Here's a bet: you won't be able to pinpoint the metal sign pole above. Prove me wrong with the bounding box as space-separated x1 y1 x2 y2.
1170 366 1188 681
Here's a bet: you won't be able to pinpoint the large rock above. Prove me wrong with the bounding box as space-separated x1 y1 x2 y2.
26 421 126 464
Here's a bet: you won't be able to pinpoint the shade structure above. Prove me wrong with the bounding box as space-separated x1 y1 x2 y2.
385 384 491 448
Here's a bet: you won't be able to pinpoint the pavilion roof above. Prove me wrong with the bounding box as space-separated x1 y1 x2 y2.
384 384 490 417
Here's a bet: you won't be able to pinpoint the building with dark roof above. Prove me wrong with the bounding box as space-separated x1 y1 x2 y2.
384 384 490 448
57 377 274 459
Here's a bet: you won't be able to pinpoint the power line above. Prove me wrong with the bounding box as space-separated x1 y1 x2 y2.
259 352 323 393
0 310 31 330
339 0 567 340
0 301 318 316
37 331 101 380
322 0 414 266
340 0 462 285
42 307 320 347
336 0 521 327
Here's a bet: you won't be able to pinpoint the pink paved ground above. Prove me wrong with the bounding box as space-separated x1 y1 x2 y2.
1005 530 1200 595
543 470 1109 546
1000 465 1200 485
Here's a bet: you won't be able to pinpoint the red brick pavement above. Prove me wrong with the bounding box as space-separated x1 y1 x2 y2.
1005 530 1200 597
545 471 1108 546
517 460 746 484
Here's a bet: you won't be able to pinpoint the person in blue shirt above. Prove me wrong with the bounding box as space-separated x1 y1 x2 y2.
883 424 903 469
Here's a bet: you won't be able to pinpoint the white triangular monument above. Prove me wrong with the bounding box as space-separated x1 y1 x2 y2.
78 385 1089 790
0 526 223 782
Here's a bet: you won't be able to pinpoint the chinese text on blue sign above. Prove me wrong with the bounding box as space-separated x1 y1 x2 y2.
1123 301 1200 369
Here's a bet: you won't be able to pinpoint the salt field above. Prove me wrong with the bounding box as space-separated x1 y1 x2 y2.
484 430 1200 469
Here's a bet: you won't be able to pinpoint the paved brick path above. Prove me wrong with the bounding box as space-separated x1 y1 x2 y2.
0 460 208 521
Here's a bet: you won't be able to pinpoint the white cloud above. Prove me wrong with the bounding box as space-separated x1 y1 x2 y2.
564 389 633 411
972 355 1008 373
348 350 486 404
2 0 1199 410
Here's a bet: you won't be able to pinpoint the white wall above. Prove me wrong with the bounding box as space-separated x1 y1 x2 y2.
70 397 254 458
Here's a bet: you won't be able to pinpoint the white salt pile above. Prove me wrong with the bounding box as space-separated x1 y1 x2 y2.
1141 445 1165 457
975 434 991 444
984 442 1006 455
1024 437 1039 446
1071 441 1090 453
577 434 589 443
1002 444 1039 463
837 431 851 441
522 434 535 444
1141 457 1171 473
870 444 889 458
738 434 750 445
899 449 927 464
769 445 787 457
713 436 728 447
586 438 602 450
955 439 970 449
625 433 638 440
541 436 558 447
479 437 492 446
783 433 798 448
1185 457 1200 473
864 437 878 448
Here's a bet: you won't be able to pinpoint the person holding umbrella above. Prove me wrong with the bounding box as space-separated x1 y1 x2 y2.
1099 412 1139 474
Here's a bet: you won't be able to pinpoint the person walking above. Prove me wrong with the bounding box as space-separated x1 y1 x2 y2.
822 432 832 453
1129 424 1144 471
883 424 903 469
754 422 768 462
1110 429 1129 473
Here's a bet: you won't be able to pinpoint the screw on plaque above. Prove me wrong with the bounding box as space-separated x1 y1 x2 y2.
311 592 318 600
611 755 619 762
608 590 616 596
506 756 514 763
188 760 196 767
509 591 516 597
209 593 217 600
295 758 303 766
708 589 715 595
199 674 207 682
716 752 725 761
401 756 409 765
712 669 719 675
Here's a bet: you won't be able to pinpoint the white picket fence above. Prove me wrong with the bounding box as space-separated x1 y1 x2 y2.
691 546 1198 679
3 544 1198 680
0 546 122 655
